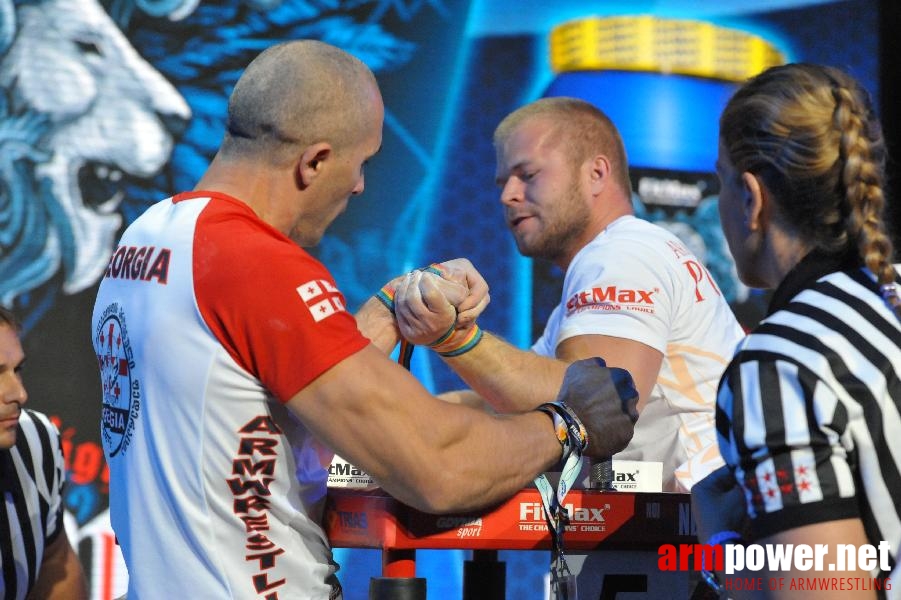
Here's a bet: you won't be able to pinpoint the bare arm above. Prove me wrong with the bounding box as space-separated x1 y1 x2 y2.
287 343 562 513
393 262 661 413
392 267 566 412
435 331 662 415
28 530 88 600
438 332 568 412
288 345 637 514
556 334 663 413
438 389 493 410
354 295 400 354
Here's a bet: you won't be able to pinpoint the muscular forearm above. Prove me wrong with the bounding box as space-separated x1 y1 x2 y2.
387 407 562 513
440 332 566 412
437 389 493 411
294 348 562 513
355 296 399 354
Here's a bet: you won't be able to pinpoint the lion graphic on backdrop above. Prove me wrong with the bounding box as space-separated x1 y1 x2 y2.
0 0 190 323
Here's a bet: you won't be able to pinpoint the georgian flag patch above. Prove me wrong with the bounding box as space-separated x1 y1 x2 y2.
297 279 346 322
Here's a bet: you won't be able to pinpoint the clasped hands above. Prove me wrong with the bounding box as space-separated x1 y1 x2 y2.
388 258 490 354
377 259 639 460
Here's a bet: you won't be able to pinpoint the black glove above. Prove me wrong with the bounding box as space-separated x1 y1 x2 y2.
554 357 639 459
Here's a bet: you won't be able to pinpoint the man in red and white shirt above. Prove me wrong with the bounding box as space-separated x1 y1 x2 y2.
91 40 640 599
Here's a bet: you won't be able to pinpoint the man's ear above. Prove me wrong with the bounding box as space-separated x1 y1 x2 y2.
296 142 332 188
741 171 767 232
588 154 612 195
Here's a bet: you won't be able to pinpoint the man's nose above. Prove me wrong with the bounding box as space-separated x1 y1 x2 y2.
0 374 27 406
351 173 366 196
499 179 523 206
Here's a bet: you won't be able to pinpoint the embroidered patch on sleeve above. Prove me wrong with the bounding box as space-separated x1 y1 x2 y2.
297 280 347 322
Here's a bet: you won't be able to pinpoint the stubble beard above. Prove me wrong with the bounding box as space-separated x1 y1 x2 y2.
516 180 590 265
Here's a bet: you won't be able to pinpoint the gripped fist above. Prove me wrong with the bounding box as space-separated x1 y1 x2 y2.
394 270 466 345
555 357 639 460
435 258 490 328
393 259 491 346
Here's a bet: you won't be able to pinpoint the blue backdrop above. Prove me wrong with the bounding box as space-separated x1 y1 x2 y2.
0 0 880 597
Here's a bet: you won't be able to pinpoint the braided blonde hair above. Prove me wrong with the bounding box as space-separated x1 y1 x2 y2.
720 63 900 317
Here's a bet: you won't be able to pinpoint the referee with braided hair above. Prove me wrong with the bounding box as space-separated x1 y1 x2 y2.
692 63 900 598
0 306 87 600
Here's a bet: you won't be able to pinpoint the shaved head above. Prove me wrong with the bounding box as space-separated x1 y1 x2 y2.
223 40 381 165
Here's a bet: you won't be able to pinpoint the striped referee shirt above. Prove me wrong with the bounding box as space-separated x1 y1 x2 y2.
0 409 66 600
716 249 901 588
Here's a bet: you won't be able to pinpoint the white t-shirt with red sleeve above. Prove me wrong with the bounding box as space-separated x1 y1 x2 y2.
92 191 368 599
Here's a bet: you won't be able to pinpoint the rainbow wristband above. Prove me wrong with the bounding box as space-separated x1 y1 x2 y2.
418 262 449 278
434 325 483 357
374 285 396 314
375 262 449 314
427 323 457 347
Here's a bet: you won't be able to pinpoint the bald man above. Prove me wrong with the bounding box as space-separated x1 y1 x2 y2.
91 40 639 598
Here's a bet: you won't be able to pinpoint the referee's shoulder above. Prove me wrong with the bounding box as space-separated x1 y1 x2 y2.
18 408 62 445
